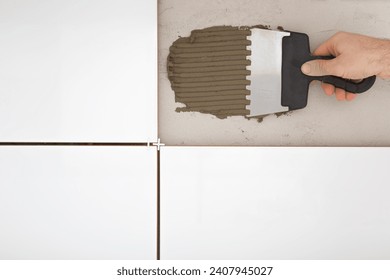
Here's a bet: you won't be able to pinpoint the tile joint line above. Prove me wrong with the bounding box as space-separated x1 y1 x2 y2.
151 138 165 151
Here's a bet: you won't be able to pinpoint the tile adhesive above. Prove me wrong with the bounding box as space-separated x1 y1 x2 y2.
167 25 288 120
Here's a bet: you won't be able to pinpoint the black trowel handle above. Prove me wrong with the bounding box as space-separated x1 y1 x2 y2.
306 55 376 94
281 32 377 111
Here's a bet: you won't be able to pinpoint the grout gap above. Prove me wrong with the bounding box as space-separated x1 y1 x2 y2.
0 142 149 146
156 148 161 260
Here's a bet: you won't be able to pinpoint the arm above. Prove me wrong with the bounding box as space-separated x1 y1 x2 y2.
301 32 390 101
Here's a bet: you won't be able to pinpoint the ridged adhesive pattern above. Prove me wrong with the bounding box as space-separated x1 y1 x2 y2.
167 26 252 119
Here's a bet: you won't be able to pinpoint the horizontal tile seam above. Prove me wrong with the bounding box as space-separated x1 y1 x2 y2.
0 142 149 146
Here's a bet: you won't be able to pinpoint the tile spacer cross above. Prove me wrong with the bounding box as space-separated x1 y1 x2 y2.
152 138 165 150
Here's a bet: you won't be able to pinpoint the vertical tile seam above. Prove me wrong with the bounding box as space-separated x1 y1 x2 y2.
156 0 161 260
156 0 160 143
156 148 161 260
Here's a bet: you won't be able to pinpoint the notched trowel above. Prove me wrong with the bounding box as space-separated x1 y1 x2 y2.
167 26 376 119
246 29 376 117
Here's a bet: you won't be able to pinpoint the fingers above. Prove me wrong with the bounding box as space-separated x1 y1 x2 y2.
321 83 335 96
301 59 327 76
335 87 346 101
313 40 334 56
336 89 356 101
346 92 357 101
313 33 341 56
301 58 340 77
301 33 342 77
321 82 356 101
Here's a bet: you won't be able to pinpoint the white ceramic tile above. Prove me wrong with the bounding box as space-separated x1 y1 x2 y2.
0 146 156 259
0 0 157 142
161 147 390 259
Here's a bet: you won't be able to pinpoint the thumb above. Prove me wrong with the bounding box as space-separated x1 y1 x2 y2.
301 59 336 77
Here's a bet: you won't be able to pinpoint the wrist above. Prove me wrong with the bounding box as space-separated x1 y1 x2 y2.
378 39 390 79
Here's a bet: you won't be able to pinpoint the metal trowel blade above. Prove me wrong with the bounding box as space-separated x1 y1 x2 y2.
246 29 290 117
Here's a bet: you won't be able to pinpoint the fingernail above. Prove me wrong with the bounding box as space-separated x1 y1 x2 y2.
325 91 333 96
301 63 311 74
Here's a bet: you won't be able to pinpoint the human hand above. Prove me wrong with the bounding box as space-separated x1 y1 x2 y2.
301 32 390 101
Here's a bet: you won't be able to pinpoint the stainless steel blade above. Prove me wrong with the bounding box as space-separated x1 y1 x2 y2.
246 29 290 117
